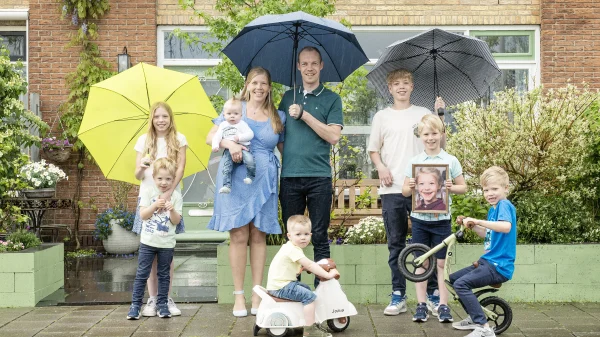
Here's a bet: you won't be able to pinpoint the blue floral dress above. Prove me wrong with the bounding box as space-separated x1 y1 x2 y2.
207 102 285 234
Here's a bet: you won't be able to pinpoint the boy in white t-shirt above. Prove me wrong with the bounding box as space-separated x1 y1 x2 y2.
127 158 183 320
367 69 445 316
211 97 255 194
266 215 339 337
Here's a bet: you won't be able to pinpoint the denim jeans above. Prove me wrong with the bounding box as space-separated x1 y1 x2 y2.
382 194 438 296
222 148 256 188
267 281 316 305
450 258 509 325
131 243 174 307
280 177 332 287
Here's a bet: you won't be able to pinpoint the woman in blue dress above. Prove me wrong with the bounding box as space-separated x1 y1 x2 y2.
206 67 285 317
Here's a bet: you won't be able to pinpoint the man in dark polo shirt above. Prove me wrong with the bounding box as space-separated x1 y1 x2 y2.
278 46 343 286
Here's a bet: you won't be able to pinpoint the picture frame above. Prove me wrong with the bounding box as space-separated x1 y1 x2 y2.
412 163 450 214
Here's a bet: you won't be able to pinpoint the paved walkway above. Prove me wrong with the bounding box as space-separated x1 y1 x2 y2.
1 302 599 337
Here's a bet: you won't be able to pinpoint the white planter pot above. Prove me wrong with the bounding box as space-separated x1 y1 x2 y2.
102 219 139 254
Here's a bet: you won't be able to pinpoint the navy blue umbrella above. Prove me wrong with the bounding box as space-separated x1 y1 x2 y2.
222 11 369 87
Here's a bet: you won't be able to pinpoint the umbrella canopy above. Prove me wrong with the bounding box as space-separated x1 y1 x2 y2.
222 11 369 87
79 62 217 185
366 28 501 111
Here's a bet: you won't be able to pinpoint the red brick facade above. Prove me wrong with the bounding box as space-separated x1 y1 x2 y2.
26 0 157 246
2 0 600 247
541 0 600 89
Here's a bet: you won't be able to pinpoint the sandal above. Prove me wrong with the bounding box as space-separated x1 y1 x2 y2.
232 290 247 317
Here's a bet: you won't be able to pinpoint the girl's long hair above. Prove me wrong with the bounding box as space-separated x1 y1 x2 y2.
240 67 284 134
144 101 181 163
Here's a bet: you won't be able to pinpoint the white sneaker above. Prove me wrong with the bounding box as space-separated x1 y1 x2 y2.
141 297 157 317
426 290 440 317
167 298 181 316
453 316 478 330
383 293 407 316
465 326 496 337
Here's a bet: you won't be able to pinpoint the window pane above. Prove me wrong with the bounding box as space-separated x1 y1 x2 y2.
163 65 228 203
164 31 227 59
337 134 373 179
477 69 529 106
476 35 529 54
0 32 26 61
354 31 421 59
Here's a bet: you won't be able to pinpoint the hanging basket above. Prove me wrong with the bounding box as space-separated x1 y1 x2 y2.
23 188 56 199
43 146 73 163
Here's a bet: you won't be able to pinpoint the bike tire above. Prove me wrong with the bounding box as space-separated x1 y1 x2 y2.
480 296 513 335
398 244 436 283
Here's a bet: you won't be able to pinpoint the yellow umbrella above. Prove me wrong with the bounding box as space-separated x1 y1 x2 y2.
79 62 217 185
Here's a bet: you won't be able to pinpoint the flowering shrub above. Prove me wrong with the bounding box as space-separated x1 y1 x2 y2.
20 160 68 189
93 208 135 240
344 216 387 244
0 240 25 252
41 137 72 152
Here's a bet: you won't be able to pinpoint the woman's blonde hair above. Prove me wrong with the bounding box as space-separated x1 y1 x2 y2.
144 101 181 163
417 114 445 135
240 67 284 134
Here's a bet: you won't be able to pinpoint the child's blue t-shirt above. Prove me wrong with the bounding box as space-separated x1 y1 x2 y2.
481 199 517 280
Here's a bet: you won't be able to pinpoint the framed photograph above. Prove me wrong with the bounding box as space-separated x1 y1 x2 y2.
412 163 450 214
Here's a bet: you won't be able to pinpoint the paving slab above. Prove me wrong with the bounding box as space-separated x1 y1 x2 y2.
0 303 599 336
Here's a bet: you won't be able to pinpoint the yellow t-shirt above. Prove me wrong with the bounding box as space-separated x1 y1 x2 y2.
266 241 307 290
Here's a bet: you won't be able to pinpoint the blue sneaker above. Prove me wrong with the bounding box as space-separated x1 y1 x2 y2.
438 304 453 323
383 293 407 315
427 290 440 316
412 302 429 322
157 303 171 318
126 304 141 320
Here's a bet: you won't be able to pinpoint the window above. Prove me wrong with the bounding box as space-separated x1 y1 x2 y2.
0 28 27 79
158 27 229 204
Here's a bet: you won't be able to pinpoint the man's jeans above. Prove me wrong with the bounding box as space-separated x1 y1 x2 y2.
450 258 509 325
382 194 437 296
222 149 256 188
280 177 332 287
131 243 174 307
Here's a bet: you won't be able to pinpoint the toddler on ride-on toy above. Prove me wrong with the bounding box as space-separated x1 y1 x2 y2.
256 215 346 337
450 166 517 337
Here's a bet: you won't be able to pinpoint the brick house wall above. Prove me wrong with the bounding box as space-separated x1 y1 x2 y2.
156 0 541 25
0 0 27 9
19 0 156 248
541 0 600 89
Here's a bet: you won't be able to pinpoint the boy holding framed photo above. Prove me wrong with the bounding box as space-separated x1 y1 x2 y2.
402 114 467 324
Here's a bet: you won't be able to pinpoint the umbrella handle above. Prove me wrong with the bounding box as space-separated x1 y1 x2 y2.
437 107 445 116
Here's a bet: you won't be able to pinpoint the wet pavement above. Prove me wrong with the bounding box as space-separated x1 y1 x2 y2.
39 243 218 306
1 302 599 337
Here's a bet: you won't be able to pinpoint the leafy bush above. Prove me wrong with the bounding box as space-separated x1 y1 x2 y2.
6 229 42 250
451 194 488 244
344 216 386 244
447 85 598 198
515 191 600 244
93 208 135 240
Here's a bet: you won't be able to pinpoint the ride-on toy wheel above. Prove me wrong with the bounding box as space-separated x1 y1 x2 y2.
480 296 513 335
327 316 350 332
398 243 436 282
266 327 289 337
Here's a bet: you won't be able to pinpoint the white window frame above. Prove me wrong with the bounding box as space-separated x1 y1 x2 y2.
157 25 221 68
0 25 28 86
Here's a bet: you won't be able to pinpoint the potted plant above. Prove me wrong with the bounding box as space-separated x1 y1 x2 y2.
94 181 138 254
19 160 68 198
41 136 73 163
94 207 138 254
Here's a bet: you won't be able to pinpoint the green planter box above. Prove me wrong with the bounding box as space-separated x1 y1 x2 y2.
0 243 64 307
217 243 600 303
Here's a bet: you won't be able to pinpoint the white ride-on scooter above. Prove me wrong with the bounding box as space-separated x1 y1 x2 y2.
252 259 358 337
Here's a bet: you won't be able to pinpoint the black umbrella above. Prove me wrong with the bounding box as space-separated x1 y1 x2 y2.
222 11 369 88
366 28 501 112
